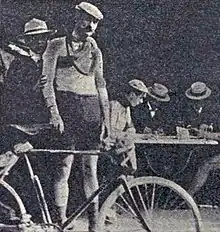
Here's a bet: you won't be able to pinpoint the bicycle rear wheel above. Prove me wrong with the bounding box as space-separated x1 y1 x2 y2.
97 176 203 232
0 180 62 232
0 179 29 231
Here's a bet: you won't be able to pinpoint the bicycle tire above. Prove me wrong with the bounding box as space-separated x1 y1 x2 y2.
0 180 30 231
97 176 203 232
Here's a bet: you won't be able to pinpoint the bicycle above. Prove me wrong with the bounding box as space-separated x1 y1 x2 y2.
0 147 203 232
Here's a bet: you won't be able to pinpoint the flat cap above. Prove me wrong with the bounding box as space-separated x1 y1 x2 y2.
75 2 103 20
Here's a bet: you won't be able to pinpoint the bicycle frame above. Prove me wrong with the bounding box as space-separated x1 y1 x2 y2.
0 147 204 232
62 166 151 231
0 147 152 231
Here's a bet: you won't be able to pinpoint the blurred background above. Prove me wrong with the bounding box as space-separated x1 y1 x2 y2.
1 0 220 96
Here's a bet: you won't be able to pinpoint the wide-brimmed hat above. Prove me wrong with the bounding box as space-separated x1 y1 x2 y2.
128 79 149 94
147 83 170 102
75 2 103 20
23 18 56 36
185 82 211 100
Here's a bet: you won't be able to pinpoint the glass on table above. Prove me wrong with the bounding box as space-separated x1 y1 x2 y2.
176 126 190 140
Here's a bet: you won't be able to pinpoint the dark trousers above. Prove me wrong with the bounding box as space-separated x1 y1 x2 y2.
53 91 101 215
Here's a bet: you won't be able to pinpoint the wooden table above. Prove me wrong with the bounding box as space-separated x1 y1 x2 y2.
134 134 219 145
133 134 219 178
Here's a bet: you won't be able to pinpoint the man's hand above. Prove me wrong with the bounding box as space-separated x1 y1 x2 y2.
116 134 132 146
50 114 64 134
49 105 64 134
154 128 165 136
13 141 33 154
188 124 209 138
143 127 152 134
199 124 209 131
101 136 115 151
197 124 209 138
38 75 47 88
33 75 47 91
101 133 134 152
100 119 111 140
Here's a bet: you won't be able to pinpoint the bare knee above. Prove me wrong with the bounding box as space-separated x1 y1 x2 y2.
54 155 74 182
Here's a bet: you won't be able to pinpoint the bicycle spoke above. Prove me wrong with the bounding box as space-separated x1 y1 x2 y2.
114 201 136 218
150 183 156 210
144 184 151 210
124 182 154 232
119 194 137 217
135 185 149 217
98 177 203 232
174 198 187 210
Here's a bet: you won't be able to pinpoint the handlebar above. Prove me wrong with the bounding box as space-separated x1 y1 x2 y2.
29 146 132 156
0 146 132 179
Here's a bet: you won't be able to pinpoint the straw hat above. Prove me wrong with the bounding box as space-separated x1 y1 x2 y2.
185 82 211 100
128 79 149 93
23 18 56 36
147 83 170 102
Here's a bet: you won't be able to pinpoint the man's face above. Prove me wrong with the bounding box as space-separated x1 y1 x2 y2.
24 33 49 55
149 99 161 109
128 92 146 107
73 12 99 41
188 99 204 108
188 99 205 113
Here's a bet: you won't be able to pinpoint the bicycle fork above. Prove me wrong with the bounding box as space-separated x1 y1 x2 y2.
24 154 52 224
118 175 152 232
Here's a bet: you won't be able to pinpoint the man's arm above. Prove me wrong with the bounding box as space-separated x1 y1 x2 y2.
110 102 135 140
42 38 64 133
0 52 5 87
94 47 110 139
124 107 136 135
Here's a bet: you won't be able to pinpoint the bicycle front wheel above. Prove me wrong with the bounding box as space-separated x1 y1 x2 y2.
97 176 203 232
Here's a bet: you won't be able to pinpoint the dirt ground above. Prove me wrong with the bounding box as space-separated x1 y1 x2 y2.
70 208 220 232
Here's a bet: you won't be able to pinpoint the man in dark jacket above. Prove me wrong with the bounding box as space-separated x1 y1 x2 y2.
0 18 64 223
1 18 63 165
181 82 220 196
131 83 175 177
132 83 171 135
181 82 218 131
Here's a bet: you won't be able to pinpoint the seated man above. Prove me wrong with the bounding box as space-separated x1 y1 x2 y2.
181 82 217 132
181 82 220 196
98 79 148 223
99 79 148 194
108 79 149 172
132 83 171 135
131 83 174 177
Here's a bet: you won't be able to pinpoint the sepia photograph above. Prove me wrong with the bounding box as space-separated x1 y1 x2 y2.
0 0 220 231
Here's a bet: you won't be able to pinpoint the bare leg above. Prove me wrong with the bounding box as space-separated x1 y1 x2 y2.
82 155 99 232
188 154 220 196
53 154 74 224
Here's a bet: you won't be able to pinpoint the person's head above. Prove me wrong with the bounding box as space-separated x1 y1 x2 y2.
23 18 55 55
72 2 103 41
185 82 211 108
125 79 148 107
147 83 170 107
